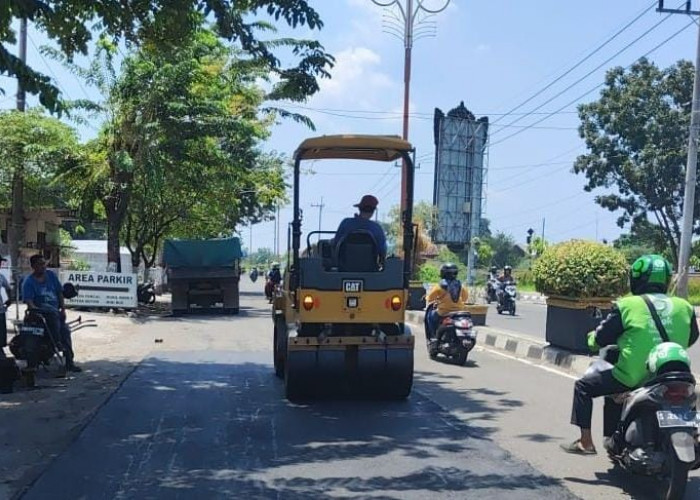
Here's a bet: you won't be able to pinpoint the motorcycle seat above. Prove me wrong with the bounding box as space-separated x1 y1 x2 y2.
446 311 472 318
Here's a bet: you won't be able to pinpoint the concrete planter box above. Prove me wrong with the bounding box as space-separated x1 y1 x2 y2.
465 304 488 326
545 296 613 353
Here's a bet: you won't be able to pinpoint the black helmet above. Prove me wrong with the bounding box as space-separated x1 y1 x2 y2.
630 254 672 295
489 265 498 272
504 265 512 273
440 262 459 280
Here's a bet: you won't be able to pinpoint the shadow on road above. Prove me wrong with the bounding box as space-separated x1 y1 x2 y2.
565 467 700 500
22 354 577 500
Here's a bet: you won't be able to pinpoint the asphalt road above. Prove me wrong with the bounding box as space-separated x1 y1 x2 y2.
485 301 547 340
22 279 700 499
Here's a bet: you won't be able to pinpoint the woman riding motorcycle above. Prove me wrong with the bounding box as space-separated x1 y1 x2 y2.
425 263 469 340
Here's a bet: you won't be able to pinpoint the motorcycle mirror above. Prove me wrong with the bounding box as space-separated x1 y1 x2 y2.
63 283 79 299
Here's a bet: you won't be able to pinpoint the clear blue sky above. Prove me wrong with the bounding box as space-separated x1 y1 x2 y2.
1 0 698 254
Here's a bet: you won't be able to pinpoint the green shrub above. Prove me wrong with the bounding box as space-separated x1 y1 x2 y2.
532 240 628 298
418 263 440 283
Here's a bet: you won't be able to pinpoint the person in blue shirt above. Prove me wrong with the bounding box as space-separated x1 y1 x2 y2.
22 254 81 372
334 194 387 260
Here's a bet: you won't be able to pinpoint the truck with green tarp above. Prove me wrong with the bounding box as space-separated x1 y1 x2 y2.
163 237 242 315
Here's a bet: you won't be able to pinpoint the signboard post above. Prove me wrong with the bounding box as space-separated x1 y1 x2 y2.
60 271 138 309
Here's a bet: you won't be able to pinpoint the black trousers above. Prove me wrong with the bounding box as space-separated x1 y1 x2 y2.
571 368 630 436
0 312 6 348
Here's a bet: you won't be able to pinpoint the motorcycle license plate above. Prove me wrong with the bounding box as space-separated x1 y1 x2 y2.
19 326 44 336
656 410 700 429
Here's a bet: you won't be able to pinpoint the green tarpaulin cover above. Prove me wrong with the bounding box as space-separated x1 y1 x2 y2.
163 238 242 268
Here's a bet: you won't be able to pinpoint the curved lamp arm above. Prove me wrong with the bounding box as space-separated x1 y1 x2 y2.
415 0 450 15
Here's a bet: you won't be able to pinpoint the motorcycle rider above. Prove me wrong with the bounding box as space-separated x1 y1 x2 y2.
22 254 82 372
496 265 515 307
486 265 499 302
562 254 699 455
265 262 282 300
498 265 514 284
425 263 469 341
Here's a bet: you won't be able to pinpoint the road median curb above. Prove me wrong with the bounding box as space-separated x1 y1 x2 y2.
406 309 593 378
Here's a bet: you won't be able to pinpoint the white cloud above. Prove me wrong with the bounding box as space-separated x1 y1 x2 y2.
314 47 396 107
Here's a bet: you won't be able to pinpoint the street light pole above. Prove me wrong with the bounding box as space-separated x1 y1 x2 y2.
10 18 28 320
658 1 700 296
371 0 450 214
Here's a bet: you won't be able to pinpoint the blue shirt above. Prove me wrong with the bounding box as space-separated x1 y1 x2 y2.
335 216 387 258
22 270 62 312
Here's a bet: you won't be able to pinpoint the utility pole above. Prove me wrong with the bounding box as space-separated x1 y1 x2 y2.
541 217 546 241
311 198 325 241
371 0 450 214
659 0 700 296
274 206 280 257
10 18 28 319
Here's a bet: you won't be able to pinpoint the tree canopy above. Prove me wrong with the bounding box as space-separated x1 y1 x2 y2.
574 58 695 266
1 0 333 113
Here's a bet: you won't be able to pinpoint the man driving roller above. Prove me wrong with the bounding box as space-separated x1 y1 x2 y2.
334 194 387 261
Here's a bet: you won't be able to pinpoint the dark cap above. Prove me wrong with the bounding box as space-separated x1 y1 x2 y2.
353 194 379 210
0 256 7 262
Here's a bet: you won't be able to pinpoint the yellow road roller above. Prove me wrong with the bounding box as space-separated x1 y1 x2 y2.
272 135 416 401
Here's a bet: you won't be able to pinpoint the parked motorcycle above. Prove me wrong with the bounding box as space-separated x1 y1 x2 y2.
496 280 517 315
137 282 156 305
424 303 477 365
595 345 700 500
9 284 96 387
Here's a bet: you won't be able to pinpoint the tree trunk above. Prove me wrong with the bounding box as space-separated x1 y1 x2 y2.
130 248 140 274
107 216 121 273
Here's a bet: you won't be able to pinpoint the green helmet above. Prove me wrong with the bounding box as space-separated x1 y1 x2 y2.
630 254 672 294
646 342 691 375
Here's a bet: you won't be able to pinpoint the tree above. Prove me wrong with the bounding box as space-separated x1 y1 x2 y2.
384 201 436 247
486 232 523 269
55 13 328 271
0 110 82 269
574 58 695 267
477 241 494 267
613 218 669 264
113 29 287 270
1 1 332 113
529 236 548 258
247 248 275 266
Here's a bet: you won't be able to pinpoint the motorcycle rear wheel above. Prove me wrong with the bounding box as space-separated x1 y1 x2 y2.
453 349 468 366
664 452 690 500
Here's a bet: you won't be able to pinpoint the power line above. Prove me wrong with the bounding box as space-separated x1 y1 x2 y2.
489 18 696 148
288 106 579 129
280 103 579 118
490 0 657 127
490 8 677 140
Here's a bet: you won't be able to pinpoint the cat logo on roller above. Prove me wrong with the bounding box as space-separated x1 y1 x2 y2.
271 135 417 401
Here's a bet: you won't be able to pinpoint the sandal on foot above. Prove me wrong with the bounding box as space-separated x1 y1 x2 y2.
561 439 597 455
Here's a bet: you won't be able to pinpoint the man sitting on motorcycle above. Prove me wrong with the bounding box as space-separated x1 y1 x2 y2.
496 265 515 305
425 263 469 341
265 263 282 299
562 254 698 455
22 254 82 372
498 265 514 284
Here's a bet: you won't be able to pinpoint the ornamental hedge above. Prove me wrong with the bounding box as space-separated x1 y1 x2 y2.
532 240 629 298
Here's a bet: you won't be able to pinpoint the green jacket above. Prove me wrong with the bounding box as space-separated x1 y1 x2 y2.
588 294 698 388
